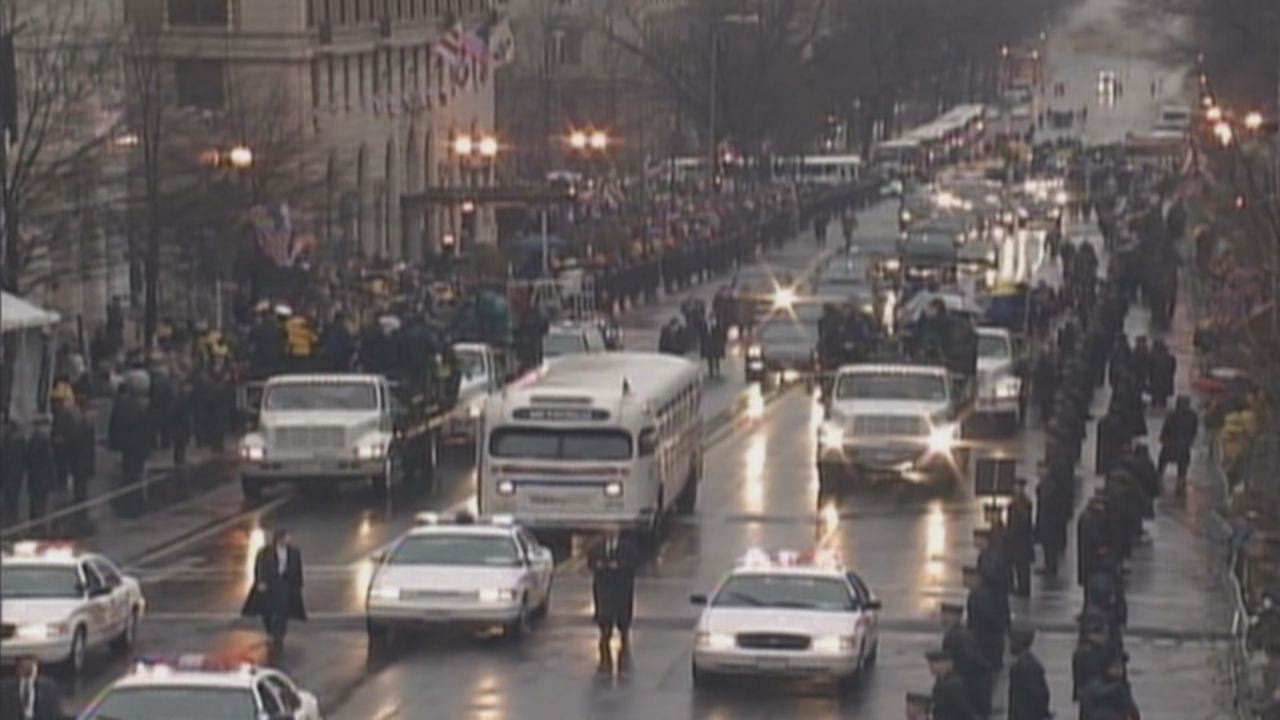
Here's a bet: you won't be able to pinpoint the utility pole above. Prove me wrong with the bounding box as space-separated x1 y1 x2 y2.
1 15 18 293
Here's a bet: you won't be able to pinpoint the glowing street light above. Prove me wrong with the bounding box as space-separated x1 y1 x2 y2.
1213 121 1234 147
227 145 254 169
1205 105 1223 122
588 130 609 151
478 135 499 157
1244 111 1264 131
568 130 589 150
452 134 475 156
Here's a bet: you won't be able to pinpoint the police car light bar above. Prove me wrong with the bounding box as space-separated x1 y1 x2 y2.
135 653 256 675
488 514 515 527
414 512 441 526
7 540 77 559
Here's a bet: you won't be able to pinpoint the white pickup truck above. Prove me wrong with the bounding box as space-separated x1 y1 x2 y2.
238 374 400 499
816 363 966 490
446 342 504 440
973 326 1024 433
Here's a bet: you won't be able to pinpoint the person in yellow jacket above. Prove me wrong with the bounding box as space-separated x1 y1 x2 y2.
285 316 317 361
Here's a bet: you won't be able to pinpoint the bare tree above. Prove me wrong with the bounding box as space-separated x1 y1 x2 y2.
1 0 121 294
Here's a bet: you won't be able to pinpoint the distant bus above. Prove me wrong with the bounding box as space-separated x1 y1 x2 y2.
772 154 864 185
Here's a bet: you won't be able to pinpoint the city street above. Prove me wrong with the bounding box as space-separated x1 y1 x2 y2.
4 0 1247 716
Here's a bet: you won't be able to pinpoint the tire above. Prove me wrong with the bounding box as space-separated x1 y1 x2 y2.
532 585 551 621
111 608 139 655
865 640 879 668
366 618 394 652
240 475 264 501
62 626 87 676
505 600 532 640
675 465 699 514
691 662 715 689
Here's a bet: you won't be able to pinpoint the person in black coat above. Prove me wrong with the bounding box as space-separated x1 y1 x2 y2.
965 566 1009 670
1079 651 1139 720
1008 627 1051 719
1006 479 1036 597
927 649 980 720
1147 339 1175 408
169 378 193 468
0 657 64 720
589 530 639 667
241 529 307 649
1072 623 1113 703
1095 410 1126 478
2 420 27 524
1158 395 1198 497
23 423 54 522
108 385 152 516
1077 495 1109 586
1129 336 1151 398
1032 350 1058 426
940 602 992 714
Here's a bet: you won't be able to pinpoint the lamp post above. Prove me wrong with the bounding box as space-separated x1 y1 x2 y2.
450 130 500 253
708 13 759 190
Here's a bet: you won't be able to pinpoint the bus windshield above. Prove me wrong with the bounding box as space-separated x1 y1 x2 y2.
489 428 633 461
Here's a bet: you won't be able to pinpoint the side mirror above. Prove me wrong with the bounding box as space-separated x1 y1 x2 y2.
689 594 708 606
531 547 553 564
88 586 111 598
865 599 883 611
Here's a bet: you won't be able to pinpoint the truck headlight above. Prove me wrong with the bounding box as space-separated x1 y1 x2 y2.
603 481 623 497
478 588 519 603
773 287 796 311
818 422 845 449
927 423 957 456
497 480 516 495
812 634 856 654
468 400 484 418
16 623 68 640
696 631 735 650
356 441 387 459
239 444 265 461
370 585 401 602
746 345 763 360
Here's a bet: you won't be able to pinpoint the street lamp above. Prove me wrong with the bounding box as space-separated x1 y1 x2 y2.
1213 121 1234 147
588 130 609 151
1206 105 1223 122
452 134 475 156
568 130 589 150
478 135 499 158
1244 111 1264 132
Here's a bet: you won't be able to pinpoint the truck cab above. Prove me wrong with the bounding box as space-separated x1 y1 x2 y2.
448 342 504 439
973 326 1024 432
238 374 399 499
816 363 965 491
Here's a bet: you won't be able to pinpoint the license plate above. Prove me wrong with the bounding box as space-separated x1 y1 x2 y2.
529 494 574 506
756 658 789 671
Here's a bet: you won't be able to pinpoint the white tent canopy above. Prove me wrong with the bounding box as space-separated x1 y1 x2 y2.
1 291 60 333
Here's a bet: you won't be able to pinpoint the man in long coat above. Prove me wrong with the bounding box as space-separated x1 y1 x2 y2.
242 529 307 649
589 529 639 667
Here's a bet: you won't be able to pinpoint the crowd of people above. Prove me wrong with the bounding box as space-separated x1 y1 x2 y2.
910 152 1197 719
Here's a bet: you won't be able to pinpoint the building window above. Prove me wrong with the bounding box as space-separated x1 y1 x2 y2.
399 48 407 96
306 0 315 27
547 29 582 66
358 54 366 101
433 0 441 15
166 0 229 25
355 0 362 22
327 56 336 105
174 59 225 110
371 51 380 95
343 56 351 108
338 0 346 24
311 60 321 108
397 0 404 19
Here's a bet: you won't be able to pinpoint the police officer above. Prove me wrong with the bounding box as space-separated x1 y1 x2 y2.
965 564 1010 670
927 648 980 720
1006 478 1036 598
1008 627 1051 719
940 602 992 714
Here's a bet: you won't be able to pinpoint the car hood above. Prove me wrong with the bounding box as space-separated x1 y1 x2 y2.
262 411 380 427
372 565 525 592
830 399 949 420
1 598 81 625
700 608 856 636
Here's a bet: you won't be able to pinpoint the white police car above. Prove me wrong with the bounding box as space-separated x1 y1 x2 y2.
365 513 556 643
78 655 322 720
690 549 881 692
1 541 146 675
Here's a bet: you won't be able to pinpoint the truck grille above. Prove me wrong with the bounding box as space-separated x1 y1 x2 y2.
851 415 927 437
736 633 811 651
401 589 474 602
0 624 14 640
273 426 345 450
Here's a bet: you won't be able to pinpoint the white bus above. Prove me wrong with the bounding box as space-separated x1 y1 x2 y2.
477 353 702 544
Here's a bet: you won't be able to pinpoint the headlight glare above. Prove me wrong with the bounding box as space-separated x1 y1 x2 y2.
239 444 265 461
370 585 401 601
478 588 519 603
813 634 857 653
356 441 387 459
928 423 957 455
696 631 735 650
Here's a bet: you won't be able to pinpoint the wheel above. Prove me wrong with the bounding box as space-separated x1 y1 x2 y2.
675 466 699 514
111 607 139 655
366 618 394 651
532 584 551 621
240 475 264 501
837 668 862 694
61 625 87 676
865 640 879 668
505 600 532 640
692 662 717 689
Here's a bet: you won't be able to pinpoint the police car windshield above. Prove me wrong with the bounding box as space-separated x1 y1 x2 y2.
83 687 257 720
389 535 520 567
714 575 855 611
978 335 1011 359
835 373 947 401
263 382 378 411
0 565 82 599
542 332 587 358
489 428 632 461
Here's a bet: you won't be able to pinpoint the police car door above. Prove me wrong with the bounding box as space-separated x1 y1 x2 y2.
518 529 554 602
79 562 114 644
91 558 131 637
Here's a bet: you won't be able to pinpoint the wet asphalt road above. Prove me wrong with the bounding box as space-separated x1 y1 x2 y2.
54 1 1241 715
